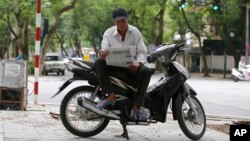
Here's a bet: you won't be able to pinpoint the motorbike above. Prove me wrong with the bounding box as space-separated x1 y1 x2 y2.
231 67 250 82
52 43 206 140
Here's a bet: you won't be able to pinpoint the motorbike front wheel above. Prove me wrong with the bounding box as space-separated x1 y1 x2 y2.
175 94 206 140
60 86 109 137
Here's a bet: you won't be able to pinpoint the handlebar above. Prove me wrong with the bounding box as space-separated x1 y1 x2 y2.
175 43 185 50
147 43 184 63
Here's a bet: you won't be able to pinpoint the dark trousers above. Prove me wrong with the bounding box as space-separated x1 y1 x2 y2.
95 58 152 107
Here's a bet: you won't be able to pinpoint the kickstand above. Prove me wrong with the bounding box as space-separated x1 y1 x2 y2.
115 121 129 140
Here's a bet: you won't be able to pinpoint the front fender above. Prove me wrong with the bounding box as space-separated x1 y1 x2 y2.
51 77 87 98
172 83 197 120
185 82 197 95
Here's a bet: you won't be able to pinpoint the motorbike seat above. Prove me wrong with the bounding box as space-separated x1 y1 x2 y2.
110 68 155 89
237 69 243 74
79 60 96 70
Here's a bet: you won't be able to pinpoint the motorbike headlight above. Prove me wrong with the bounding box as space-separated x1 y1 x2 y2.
65 62 82 71
173 61 191 79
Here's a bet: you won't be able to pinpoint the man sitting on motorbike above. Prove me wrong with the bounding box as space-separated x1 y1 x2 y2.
95 8 153 120
238 57 250 79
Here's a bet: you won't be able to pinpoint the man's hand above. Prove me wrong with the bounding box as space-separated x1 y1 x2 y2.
128 62 142 72
99 50 109 59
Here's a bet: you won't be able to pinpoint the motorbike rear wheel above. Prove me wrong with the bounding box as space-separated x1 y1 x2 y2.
175 94 206 140
232 75 239 82
60 86 109 137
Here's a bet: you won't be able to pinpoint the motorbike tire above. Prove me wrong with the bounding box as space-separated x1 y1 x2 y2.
60 86 109 137
175 94 206 140
232 75 239 82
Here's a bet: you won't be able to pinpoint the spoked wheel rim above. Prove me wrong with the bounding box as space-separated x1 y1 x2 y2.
65 91 105 132
181 97 205 135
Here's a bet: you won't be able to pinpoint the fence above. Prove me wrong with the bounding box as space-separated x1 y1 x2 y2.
205 55 235 72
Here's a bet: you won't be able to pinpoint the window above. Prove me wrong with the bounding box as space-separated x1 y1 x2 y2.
45 56 59 61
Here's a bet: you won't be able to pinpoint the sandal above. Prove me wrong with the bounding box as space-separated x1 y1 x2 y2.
96 99 115 109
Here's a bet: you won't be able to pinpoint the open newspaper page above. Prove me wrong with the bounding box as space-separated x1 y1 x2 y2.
106 47 134 67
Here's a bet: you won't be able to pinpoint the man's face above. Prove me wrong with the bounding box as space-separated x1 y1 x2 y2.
114 19 128 32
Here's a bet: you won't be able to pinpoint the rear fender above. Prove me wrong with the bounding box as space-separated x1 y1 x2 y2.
51 77 86 98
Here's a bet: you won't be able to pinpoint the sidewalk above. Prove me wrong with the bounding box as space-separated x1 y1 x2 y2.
1 72 245 141
0 104 231 141
191 72 232 79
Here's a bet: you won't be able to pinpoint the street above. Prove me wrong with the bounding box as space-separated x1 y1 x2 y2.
186 74 250 118
27 71 250 118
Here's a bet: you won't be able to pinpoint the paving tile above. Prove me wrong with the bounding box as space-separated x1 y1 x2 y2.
0 104 229 141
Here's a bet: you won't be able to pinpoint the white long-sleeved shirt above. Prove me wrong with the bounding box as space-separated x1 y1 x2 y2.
101 25 148 63
239 61 247 71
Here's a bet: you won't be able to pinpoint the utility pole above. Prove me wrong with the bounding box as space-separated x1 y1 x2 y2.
223 1 227 78
246 3 249 64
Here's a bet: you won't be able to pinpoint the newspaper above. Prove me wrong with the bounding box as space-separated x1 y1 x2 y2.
106 47 134 67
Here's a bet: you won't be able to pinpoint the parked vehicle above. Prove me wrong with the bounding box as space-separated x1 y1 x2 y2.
43 53 65 75
231 67 250 82
52 43 206 140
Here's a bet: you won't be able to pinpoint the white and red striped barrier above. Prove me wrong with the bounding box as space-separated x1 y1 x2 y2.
34 0 41 104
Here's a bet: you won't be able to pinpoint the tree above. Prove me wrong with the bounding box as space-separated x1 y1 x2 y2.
169 0 247 76
152 0 168 46
0 0 247 76
0 0 35 60
40 0 77 74
180 3 210 76
208 0 247 68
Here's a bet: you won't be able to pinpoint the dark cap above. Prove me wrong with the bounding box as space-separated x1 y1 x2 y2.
112 8 128 21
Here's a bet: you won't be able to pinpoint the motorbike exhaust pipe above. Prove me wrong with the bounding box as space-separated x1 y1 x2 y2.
77 97 120 120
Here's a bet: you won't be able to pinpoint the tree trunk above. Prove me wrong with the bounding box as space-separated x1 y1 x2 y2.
180 8 209 76
229 38 241 68
40 0 77 75
23 22 29 59
91 31 98 57
239 0 247 62
73 34 82 57
152 0 167 72
55 33 68 57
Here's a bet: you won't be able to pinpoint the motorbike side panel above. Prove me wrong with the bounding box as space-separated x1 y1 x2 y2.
232 69 245 80
146 74 185 122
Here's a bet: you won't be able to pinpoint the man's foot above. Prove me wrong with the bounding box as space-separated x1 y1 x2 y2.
131 107 150 120
96 93 116 109
96 98 115 109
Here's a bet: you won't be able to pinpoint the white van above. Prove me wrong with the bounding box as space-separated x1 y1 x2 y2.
43 53 65 75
